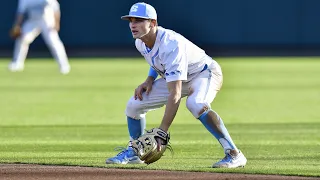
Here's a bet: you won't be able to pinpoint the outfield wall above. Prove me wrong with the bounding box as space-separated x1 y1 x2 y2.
0 0 319 56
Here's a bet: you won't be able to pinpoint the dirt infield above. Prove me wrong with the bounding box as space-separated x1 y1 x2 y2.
0 164 319 180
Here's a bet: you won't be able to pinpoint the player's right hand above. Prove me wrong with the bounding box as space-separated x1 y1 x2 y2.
134 80 153 101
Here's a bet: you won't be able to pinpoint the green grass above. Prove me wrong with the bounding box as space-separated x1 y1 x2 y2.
0 57 319 177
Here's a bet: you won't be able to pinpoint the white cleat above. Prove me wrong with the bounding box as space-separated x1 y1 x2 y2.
212 150 247 168
60 66 71 75
8 63 24 72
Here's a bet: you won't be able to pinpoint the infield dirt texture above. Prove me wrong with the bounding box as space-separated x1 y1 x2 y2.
1 164 320 180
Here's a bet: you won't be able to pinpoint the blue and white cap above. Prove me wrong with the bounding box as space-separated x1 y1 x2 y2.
121 2 157 20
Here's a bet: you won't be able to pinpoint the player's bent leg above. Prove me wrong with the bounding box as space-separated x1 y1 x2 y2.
187 103 247 168
125 77 188 143
198 110 247 168
186 68 247 168
189 104 247 168
106 78 172 164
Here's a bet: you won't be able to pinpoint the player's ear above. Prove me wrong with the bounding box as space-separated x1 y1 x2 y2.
150 19 157 27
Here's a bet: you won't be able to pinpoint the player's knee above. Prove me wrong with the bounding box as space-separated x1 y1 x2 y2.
19 32 38 44
186 98 211 118
125 97 144 119
17 36 31 45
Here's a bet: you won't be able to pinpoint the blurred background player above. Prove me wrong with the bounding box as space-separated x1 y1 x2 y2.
106 2 247 168
8 0 70 74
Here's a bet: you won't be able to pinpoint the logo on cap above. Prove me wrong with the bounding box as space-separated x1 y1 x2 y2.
130 5 138 13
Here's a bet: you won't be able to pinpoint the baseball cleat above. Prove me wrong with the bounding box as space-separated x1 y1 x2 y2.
106 147 144 164
60 66 70 75
212 150 247 168
8 63 24 72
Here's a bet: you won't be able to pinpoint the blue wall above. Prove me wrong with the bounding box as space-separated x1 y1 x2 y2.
1 0 319 49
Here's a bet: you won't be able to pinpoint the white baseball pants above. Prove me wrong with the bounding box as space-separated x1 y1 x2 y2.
125 61 223 120
12 17 69 71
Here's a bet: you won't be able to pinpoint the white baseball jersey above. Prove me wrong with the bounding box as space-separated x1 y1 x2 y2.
17 0 59 19
135 26 217 82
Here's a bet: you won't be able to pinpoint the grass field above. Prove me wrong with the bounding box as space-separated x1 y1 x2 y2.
0 57 319 177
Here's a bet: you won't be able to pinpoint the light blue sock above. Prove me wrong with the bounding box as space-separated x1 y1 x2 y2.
127 116 146 140
198 110 239 153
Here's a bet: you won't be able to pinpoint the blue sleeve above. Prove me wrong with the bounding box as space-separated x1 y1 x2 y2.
148 66 158 79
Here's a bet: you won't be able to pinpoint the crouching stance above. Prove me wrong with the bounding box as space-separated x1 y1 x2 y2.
106 2 247 168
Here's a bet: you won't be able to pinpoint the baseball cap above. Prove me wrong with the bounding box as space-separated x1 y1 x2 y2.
121 2 157 20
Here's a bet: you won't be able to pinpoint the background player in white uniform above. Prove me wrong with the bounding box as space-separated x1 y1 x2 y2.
9 0 70 74
106 2 247 168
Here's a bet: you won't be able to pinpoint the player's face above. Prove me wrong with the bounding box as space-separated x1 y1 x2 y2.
129 18 152 39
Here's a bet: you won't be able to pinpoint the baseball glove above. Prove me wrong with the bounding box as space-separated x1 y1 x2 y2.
131 128 171 164
9 25 21 39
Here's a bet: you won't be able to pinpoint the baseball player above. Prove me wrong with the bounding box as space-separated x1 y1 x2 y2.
8 0 70 74
106 2 247 168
